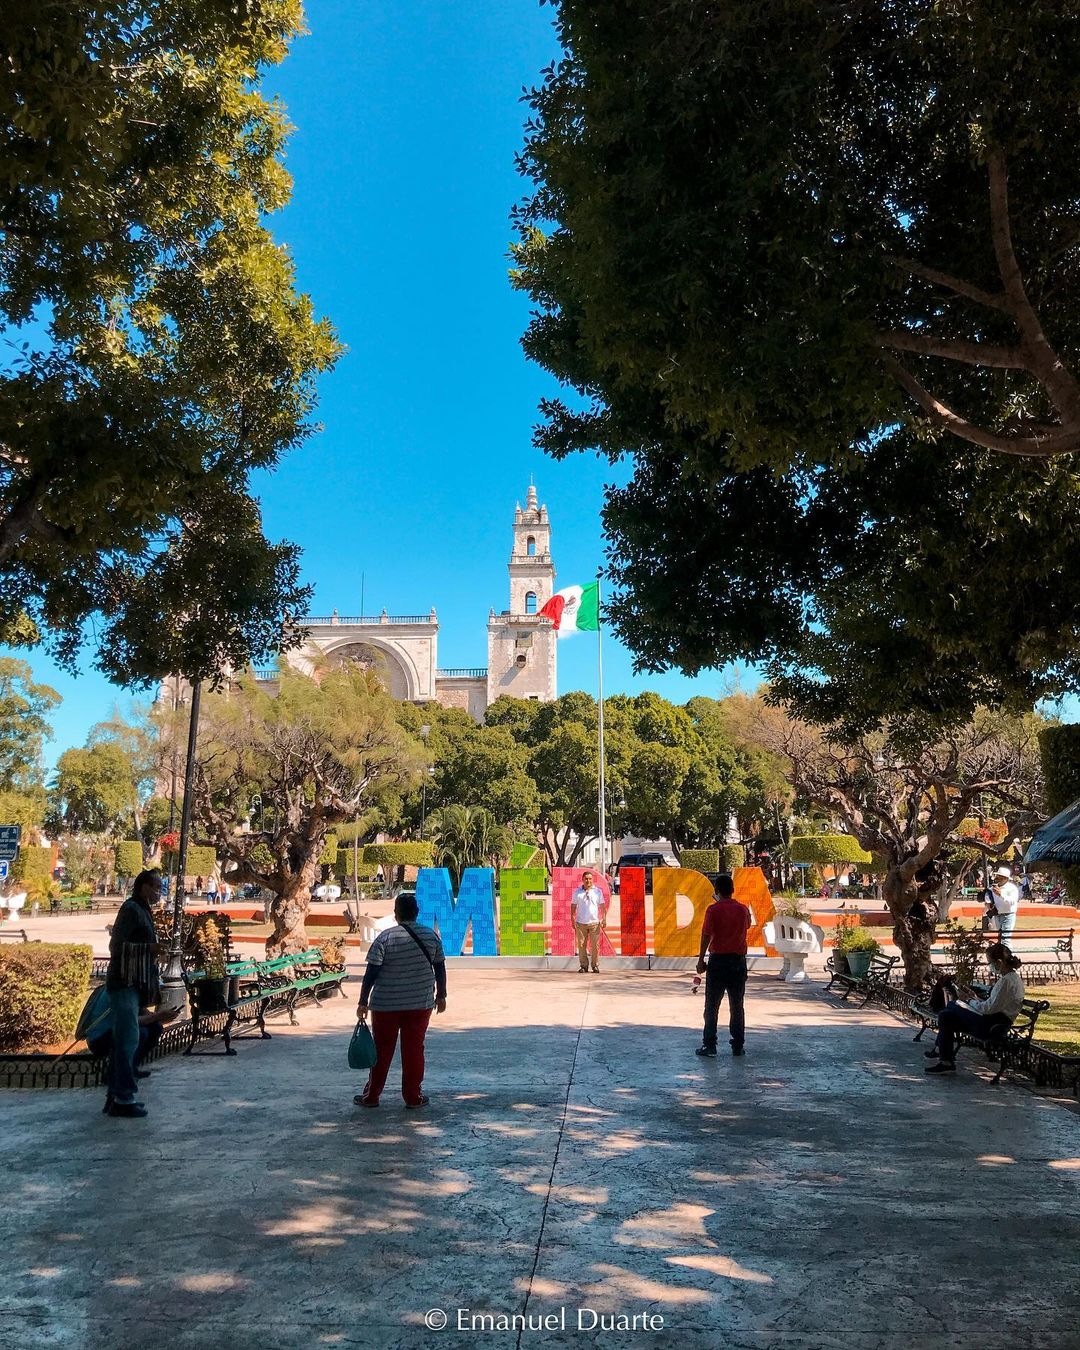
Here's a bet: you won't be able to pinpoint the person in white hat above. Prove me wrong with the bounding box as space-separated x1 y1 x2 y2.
990 865 1020 939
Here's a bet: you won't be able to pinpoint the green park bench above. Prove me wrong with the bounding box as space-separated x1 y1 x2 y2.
183 947 347 1055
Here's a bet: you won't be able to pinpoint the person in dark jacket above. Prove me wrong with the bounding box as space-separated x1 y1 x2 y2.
104 869 165 1118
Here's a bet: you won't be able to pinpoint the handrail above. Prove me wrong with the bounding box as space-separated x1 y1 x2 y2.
436 667 488 679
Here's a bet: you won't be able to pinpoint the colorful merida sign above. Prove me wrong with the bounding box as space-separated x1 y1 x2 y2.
416 865 776 957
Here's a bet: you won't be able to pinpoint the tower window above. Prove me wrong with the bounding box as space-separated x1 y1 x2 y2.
526 535 536 556
525 591 537 614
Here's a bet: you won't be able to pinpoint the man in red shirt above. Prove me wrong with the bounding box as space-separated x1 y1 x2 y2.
695 873 751 1058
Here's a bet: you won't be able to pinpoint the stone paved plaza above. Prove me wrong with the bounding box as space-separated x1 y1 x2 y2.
4 967 1080 1350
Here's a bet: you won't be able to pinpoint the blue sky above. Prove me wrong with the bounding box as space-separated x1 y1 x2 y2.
12 0 745 768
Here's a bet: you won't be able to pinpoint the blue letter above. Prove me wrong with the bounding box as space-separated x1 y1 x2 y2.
416 867 497 956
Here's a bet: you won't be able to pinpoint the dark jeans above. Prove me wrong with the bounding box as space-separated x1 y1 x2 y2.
935 1002 1010 1061
703 953 747 1050
105 987 142 1105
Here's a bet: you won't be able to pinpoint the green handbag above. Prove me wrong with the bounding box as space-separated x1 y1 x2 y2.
348 1018 377 1070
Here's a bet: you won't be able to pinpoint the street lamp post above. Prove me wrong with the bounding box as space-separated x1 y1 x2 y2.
159 678 202 1014
419 724 430 840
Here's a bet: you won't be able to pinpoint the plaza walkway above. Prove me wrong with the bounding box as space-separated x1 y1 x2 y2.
4 969 1079 1350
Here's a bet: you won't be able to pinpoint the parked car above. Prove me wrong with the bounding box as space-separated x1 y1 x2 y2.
611 852 678 893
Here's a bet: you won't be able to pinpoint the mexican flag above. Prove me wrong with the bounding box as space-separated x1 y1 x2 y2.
538 582 599 636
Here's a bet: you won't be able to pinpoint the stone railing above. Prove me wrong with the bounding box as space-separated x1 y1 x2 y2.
436 667 488 679
302 613 434 626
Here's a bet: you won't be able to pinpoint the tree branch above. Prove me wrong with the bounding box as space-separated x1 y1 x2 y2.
887 256 1008 312
880 352 1080 457
879 330 1026 369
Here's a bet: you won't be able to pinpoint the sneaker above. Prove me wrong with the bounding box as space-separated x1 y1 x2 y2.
404 1095 430 1109
925 1060 956 1074
590 967 600 974
732 1046 745 1057
135 1068 152 1079
106 1102 148 1118
578 966 589 973
353 1093 379 1107
924 1048 940 1059
695 1045 717 1057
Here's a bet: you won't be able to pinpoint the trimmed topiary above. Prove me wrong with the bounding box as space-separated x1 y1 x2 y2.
0 943 93 1051
361 843 434 868
114 840 143 879
789 834 873 867
680 848 720 873
721 844 744 873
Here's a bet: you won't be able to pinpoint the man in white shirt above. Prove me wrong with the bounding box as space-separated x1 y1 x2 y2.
571 870 607 974
991 865 1020 939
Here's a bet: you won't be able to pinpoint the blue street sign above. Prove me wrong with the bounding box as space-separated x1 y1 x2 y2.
0 861 8 880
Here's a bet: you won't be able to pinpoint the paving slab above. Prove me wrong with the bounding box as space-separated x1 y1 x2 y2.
3 969 1078 1350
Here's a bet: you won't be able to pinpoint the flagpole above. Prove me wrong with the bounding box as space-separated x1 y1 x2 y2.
596 568 607 878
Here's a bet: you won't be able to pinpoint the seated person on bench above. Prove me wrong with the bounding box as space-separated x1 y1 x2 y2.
925 943 1025 1075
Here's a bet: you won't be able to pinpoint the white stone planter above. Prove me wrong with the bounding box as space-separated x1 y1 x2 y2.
764 916 824 982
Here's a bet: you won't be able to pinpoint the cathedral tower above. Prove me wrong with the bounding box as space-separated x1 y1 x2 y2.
487 484 558 704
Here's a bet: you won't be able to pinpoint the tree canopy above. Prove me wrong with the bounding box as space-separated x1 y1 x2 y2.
189 665 424 951
513 1 1080 730
0 1 339 682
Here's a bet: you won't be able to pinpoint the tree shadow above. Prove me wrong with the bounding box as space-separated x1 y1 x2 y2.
3 974 1079 1348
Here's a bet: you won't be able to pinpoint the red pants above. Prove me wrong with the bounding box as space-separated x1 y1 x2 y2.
363 1008 433 1105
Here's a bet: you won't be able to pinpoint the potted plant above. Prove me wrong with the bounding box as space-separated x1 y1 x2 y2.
764 898 824 982
191 916 229 1013
830 911 858 974
841 927 881 979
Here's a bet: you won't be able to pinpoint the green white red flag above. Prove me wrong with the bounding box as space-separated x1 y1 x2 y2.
538 582 600 636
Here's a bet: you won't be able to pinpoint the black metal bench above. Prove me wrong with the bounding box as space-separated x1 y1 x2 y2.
0 928 30 942
824 952 900 1004
910 987 1052 1084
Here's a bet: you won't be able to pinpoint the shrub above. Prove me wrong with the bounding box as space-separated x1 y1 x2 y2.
721 845 744 872
12 844 55 902
319 834 339 866
114 840 144 879
680 848 719 873
789 834 873 866
336 850 379 883
0 943 93 1051
162 843 217 878
361 843 433 868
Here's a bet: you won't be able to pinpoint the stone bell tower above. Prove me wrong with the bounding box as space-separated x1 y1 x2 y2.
486 484 558 704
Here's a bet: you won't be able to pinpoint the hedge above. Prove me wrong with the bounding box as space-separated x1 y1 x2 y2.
0 943 93 1052
361 843 433 868
680 848 719 873
12 843 53 888
114 840 143 878
336 849 379 882
789 834 873 867
319 834 339 866
163 844 217 878
721 844 745 873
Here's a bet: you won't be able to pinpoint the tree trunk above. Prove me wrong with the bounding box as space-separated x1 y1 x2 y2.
883 866 936 991
266 866 316 955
